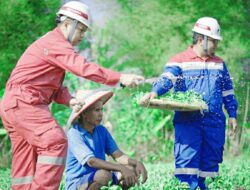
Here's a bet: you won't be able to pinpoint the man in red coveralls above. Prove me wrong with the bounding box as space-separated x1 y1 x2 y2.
0 1 144 190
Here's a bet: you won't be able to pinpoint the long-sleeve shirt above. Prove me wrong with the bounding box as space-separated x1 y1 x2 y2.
152 46 238 124
5 27 121 106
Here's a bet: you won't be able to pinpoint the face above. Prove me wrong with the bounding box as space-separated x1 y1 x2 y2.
198 37 219 56
81 101 104 127
206 37 219 55
66 21 88 46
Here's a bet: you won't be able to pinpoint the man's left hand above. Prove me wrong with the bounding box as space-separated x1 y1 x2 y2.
135 161 148 184
120 74 145 88
229 117 237 138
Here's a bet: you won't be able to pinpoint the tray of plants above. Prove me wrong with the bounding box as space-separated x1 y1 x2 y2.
140 91 208 111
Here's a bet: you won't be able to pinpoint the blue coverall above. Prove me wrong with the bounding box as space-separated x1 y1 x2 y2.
152 46 238 189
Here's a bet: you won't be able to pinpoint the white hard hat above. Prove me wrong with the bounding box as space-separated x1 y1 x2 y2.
192 17 222 40
57 1 90 28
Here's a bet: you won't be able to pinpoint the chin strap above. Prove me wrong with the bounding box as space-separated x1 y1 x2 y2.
203 35 208 55
67 19 78 43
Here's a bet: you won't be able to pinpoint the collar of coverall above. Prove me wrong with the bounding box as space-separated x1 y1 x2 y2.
188 46 213 61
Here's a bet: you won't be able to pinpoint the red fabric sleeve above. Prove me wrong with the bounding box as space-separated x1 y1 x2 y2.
46 40 121 86
53 86 72 106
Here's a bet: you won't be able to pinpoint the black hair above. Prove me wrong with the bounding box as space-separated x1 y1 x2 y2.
192 32 204 45
55 15 62 24
78 114 83 124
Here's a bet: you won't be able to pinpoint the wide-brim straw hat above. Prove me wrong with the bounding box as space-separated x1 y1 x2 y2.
69 90 113 124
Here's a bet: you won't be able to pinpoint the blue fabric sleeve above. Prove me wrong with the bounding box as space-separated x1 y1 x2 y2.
67 129 95 165
152 64 182 96
103 127 118 155
222 63 238 118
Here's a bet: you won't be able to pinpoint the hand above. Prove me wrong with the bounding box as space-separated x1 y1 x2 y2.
120 165 138 187
139 92 158 106
135 161 148 184
229 118 237 138
69 98 84 112
120 74 145 88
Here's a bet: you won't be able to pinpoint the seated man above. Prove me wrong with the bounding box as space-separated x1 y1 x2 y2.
65 90 148 190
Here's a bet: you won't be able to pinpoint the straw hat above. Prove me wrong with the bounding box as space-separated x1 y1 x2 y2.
69 90 113 124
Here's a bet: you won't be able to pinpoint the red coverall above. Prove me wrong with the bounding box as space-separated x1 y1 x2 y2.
0 27 120 190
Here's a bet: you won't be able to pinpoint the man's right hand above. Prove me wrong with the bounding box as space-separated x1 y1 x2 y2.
229 117 238 138
139 92 158 106
120 165 138 187
120 74 145 88
69 98 84 112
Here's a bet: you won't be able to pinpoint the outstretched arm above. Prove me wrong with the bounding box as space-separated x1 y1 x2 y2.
47 42 144 88
140 58 182 106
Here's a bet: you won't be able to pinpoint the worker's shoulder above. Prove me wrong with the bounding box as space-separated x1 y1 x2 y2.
168 49 191 63
211 55 224 63
67 127 77 135
67 126 83 138
168 51 224 64
96 125 109 132
35 28 69 49
96 125 114 137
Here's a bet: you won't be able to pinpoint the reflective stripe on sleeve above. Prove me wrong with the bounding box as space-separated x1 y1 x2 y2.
199 171 219 178
12 175 33 186
166 62 223 71
161 72 178 85
165 62 182 67
37 155 66 165
222 89 234 97
181 62 223 71
174 168 199 175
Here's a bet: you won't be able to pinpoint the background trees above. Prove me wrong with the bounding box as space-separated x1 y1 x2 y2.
0 0 249 167
93 0 250 160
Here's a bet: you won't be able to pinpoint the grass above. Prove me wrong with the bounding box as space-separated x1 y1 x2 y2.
0 155 249 190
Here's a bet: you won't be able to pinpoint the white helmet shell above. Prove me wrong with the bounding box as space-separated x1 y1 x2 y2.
192 17 222 40
57 1 90 28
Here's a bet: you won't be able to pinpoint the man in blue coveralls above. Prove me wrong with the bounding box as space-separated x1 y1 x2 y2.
140 17 238 189
65 90 148 190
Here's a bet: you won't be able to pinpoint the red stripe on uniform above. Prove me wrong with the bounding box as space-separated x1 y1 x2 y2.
62 7 88 20
195 23 211 31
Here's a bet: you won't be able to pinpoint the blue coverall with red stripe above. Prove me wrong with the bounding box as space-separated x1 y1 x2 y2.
152 46 238 189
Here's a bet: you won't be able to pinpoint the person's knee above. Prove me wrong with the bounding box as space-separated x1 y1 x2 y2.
93 169 112 186
117 165 135 181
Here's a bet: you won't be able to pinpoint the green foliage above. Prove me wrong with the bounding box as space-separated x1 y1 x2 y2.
0 0 249 170
162 91 205 104
0 129 7 136
0 89 4 99
0 135 11 168
109 88 174 162
0 0 60 90
112 0 250 78
91 0 250 159
0 168 11 189
1 155 249 189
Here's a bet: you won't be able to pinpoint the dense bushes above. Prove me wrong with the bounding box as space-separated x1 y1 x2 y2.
0 0 249 167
